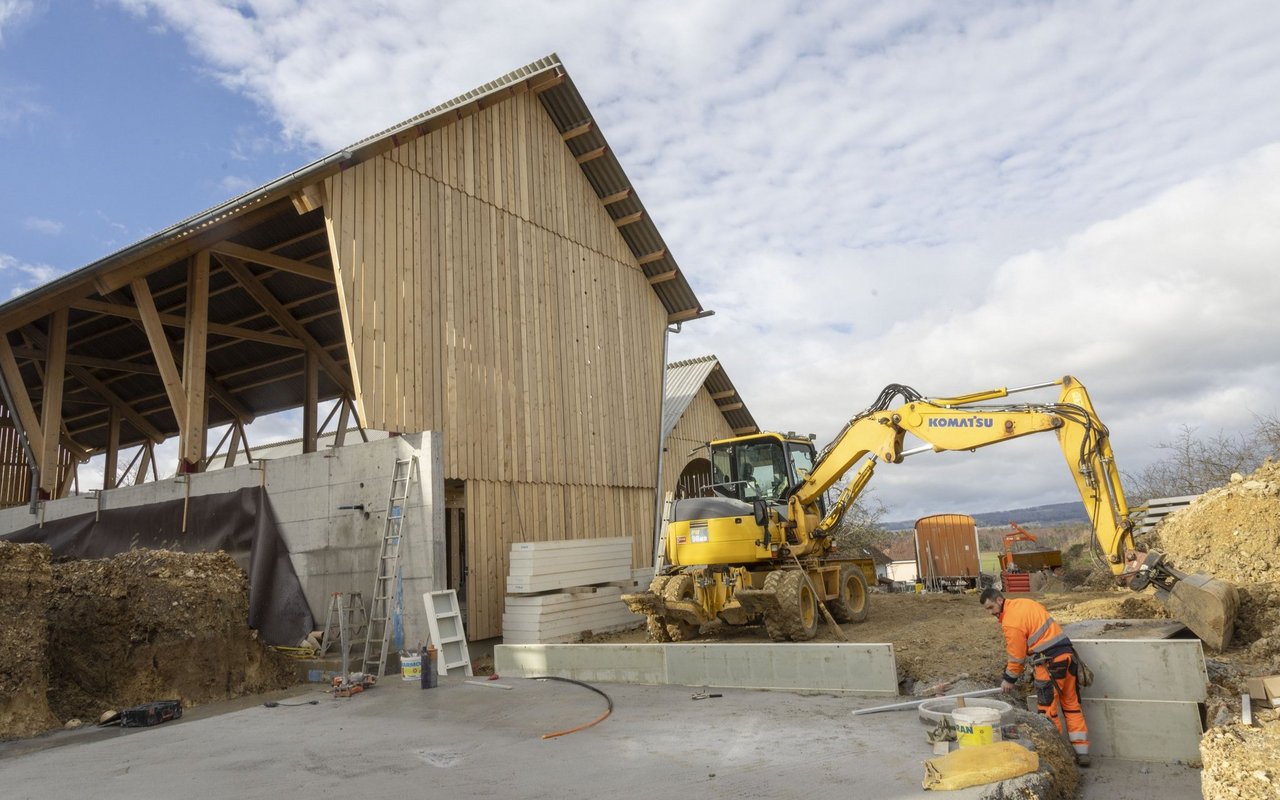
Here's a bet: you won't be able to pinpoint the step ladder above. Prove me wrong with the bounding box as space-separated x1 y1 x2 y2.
317 592 368 659
360 456 417 679
423 590 472 677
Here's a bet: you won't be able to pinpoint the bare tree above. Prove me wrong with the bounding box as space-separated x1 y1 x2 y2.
831 488 890 554
1124 420 1278 504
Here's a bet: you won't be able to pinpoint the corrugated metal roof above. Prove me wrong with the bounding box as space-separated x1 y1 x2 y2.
661 354 759 442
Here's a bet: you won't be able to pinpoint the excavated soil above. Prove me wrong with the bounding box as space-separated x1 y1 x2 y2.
0 546 297 739
0 542 60 738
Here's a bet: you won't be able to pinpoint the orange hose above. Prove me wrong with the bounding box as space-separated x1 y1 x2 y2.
534 676 614 739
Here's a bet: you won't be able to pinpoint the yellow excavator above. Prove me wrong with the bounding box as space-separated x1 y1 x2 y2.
622 376 1239 649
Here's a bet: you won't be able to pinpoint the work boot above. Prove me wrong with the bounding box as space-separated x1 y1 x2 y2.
1075 754 1091 768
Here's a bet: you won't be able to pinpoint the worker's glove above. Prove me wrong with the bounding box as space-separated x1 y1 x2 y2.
1000 679 1016 694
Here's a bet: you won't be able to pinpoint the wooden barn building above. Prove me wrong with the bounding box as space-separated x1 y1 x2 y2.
0 55 710 640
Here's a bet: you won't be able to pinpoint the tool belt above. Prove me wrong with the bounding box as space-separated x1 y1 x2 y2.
1027 646 1093 706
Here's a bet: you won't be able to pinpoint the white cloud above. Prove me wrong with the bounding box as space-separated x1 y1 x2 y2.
0 0 34 44
107 0 1280 518
0 251 64 296
22 216 62 235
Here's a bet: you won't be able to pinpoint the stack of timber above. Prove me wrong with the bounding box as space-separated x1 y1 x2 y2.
502 537 643 644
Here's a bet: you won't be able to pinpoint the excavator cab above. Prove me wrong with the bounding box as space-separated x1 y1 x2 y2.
707 434 823 512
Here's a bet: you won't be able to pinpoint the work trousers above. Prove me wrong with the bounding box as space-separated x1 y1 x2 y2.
1033 651 1089 757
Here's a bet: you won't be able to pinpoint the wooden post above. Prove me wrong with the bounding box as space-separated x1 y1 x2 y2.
104 407 120 490
132 276 187 431
39 309 68 498
303 349 318 453
180 252 210 472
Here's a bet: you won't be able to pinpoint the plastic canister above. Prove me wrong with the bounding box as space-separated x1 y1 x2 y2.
400 654 422 682
953 707 1002 748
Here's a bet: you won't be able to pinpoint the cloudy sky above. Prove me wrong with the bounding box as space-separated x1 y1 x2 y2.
2 1 1279 520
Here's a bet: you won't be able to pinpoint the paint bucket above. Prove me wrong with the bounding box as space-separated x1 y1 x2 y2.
400 654 422 682
953 706 1002 748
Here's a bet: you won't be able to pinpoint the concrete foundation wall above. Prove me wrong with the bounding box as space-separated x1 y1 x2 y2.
495 642 899 694
0 434 446 651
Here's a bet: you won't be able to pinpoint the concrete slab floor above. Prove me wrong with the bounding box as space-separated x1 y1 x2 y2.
1 678 1202 800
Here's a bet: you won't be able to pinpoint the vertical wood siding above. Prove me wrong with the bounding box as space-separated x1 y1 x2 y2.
323 92 670 639
660 387 737 501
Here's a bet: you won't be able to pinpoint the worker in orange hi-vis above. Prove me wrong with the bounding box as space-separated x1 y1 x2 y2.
980 588 1091 767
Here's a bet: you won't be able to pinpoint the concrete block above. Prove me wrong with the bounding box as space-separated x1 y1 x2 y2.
1075 639 1207 702
496 644 668 684
665 643 898 694
1082 698 1203 762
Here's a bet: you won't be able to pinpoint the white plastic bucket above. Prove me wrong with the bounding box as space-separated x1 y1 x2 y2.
953 706 1002 748
401 655 422 681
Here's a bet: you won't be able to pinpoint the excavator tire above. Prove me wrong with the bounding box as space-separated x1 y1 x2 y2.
779 570 818 641
646 576 672 642
762 571 789 641
662 574 700 641
827 564 869 623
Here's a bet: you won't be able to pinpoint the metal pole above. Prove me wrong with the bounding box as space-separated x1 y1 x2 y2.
651 323 679 567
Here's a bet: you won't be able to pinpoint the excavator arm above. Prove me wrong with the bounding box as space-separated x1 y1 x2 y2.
787 375 1238 649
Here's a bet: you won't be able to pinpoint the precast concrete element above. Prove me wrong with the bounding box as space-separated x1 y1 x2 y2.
1075 638 1207 762
0 433 447 650
496 642 898 694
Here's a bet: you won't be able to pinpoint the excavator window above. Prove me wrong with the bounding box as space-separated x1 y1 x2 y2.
709 439 792 504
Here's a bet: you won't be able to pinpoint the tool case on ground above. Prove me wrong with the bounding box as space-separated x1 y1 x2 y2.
120 700 183 728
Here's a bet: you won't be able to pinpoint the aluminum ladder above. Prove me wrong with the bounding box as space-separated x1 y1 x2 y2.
317 592 367 659
360 456 417 678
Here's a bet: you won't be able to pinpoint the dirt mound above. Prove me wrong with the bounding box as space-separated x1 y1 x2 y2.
1050 592 1170 624
1149 460 1280 656
1201 722 1280 800
0 542 59 739
47 550 297 723
1151 460 1280 586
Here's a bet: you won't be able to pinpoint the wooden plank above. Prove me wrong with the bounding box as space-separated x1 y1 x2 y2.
647 269 678 285
131 277 188 431
636 249 666 265
560 121 593 141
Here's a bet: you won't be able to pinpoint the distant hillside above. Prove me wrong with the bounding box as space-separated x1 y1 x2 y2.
884 501 1089 532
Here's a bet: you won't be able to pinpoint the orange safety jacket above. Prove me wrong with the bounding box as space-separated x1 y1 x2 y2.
997 597 1072 684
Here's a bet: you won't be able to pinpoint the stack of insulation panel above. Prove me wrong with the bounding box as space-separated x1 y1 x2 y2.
502 537 644 644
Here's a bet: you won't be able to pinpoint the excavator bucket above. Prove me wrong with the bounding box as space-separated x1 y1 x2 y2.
1157 573 1239 652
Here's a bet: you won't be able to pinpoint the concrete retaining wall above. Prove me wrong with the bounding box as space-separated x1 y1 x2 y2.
494 642 899 694
0 433 446 650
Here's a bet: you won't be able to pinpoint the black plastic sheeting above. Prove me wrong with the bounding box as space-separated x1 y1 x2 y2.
1 486 314 646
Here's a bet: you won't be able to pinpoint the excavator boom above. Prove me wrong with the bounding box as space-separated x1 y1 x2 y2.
788 375 1238 649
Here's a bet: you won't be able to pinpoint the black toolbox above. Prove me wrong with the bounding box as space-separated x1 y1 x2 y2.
120 700 183 728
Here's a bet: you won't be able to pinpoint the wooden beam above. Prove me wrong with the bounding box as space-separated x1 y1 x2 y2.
636 250 666 265
0 336 44 451
12 346 160 375
531 72 566 93
613 211 644 228
93 199 285 296
717 402 744 412
131 277 188 431
20 325 165 444
576 146 607 165
39 309 68 497
135 442 152 485
71 299 306 350
733 426 759 436
104 407 120 490
560 121 593 141
709 390 736 400
290 181 328 215
180 252 210 468
667 308 709 324
601 188 632 206
219 256 354 395
647 269 679 285
209 240 335 283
